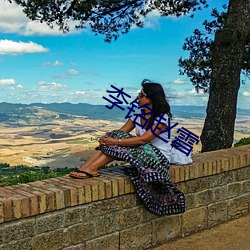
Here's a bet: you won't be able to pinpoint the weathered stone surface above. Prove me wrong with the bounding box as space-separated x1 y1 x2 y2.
93 213 118 237
36 212 64 234
2 218 36 243
213 185 228 201
241 180 250 194
152 214 181 245
62 244 86 250
182 207 207 235
185 193 196 210
120 222 152 250
185 178 209 193
195 189 214 207
64 207 85 227
228 183 241 198
208 201 228 227
67 221 96 245
86 232 119 250
115 207 152 230
235 168 246 181
84 194 136 218
228 195 249 219
32 228 70 250
0 238 32 250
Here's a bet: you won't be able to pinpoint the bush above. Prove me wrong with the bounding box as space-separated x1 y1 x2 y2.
0 165 78 187
234 137 250 147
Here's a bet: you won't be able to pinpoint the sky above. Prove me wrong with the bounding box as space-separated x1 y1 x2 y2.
0 0 249 109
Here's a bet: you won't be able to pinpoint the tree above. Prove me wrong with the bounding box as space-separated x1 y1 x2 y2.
8 0 250 152
200 0 250 152
179 2 250 152
8 0 208 42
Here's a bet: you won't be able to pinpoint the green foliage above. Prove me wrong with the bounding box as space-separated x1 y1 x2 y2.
234 137 250 147
8 0 208 42
0 164 78 187
179 5 250 92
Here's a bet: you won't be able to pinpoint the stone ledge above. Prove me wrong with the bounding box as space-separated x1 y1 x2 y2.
0 145 249 224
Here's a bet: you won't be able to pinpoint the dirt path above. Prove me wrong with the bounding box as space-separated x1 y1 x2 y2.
151 213 250 250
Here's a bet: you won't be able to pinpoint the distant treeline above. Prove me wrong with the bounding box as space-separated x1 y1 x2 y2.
0 102 249 124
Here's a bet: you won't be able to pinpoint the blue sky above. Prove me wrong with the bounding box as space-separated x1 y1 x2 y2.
0 0 249 109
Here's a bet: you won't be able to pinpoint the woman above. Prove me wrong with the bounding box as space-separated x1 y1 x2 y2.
69 79 185 215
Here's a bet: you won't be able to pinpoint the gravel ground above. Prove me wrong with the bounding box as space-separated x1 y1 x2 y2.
151 213 250 250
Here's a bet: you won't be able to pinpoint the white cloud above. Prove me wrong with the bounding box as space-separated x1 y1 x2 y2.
43 60 63 66
68 69 80 76
38 81 68 91
0 0 83 36
75 91 86 95
172 79 185 85
0 78 16 85
243 91 250 97
0 39 48 55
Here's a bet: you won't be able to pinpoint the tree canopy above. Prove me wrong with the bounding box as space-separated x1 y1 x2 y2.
179 5 250 93
8 0 208 42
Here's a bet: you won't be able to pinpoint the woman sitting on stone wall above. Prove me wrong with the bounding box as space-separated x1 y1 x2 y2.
69 79 185 216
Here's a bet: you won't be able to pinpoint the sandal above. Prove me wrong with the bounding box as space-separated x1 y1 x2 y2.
69 169 100 179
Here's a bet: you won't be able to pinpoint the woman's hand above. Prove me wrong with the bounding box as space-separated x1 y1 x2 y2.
98 136 117 147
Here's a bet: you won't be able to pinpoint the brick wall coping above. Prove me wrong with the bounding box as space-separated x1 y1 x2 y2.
0 145 249 224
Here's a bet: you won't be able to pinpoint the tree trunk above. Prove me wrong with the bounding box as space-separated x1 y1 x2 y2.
200 0 250 152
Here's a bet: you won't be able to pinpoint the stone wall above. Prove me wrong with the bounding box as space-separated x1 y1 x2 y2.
0 145 249 250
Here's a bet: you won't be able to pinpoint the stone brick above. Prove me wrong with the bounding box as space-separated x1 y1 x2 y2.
235 168 246 181
12 197 22 220
120 222 152 250
86 232 119 250
67 222 96 244
228 183 241 198
245 166 250 179
32 191 47 214
48 187 65 210
84 194 136 218
64 207 85 227
185 193 196 210
36 212 64 234
179 166 185 181
32 228 70 250
98 181 105 200
93 214 118 237
181 206 207 235
228 195 249 219
208 201 228 227
185 178 209 193
213 185 228 201
0 200 4 223
241 179 250 193
124 177 131 194
2 198 12 222
0 238 32 250
115 206 150 230
194 189 214 207
83 184 92 203
2 218 36 243
111 179 119 197
152 214 181 245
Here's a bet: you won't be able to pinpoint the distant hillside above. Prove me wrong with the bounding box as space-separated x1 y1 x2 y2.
0 102 249 124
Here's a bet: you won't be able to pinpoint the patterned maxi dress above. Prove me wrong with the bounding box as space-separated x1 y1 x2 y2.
97 130 185 216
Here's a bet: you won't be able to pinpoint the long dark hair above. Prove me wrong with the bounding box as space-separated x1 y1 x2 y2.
141 79 172 129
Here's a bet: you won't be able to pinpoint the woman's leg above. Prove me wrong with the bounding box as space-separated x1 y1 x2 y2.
81 150 103 168
70 150 116 178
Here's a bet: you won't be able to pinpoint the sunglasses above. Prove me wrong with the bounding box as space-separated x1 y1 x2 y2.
138 91 146 98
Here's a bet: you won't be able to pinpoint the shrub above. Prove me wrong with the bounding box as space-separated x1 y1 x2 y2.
234 137 250 147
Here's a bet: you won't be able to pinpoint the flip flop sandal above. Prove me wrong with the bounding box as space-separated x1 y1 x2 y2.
69 169 100 179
